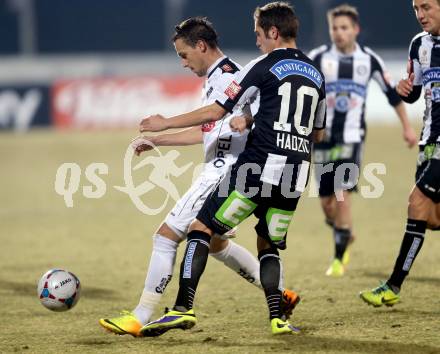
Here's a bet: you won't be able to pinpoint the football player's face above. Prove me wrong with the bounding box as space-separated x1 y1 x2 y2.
254 22 275 54
329 15 359 52
174 38 208 77
413 0 440 35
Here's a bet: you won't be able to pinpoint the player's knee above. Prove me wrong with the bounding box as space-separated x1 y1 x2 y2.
156 223 183 243
408 187 433 220
320 196 335 218
188 219 214 236
209 237 229 254
427 205 440 230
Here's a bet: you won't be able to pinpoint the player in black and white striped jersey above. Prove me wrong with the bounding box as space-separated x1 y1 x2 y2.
308 4 418 277
360 0 440 307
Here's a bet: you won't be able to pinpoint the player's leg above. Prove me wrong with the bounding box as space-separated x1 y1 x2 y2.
98 222 181 336
360 157 440 306
140 183 256 336
320 195 337 227
254 202 299 335
386 186 432 289
99 176 208 335
138 217 214 337
314 142 337 226
132 223 182 324
326 143 361 276
209 236 262 288
427 202 440 230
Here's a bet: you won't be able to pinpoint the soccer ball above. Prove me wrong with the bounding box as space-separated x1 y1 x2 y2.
37 269 81 312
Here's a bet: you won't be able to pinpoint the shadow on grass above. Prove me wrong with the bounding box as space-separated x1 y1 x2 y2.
0 279 120 300
72 334 440 353
361 271 440 286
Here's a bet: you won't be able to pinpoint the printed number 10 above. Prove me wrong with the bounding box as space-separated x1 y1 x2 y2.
273 82 318 136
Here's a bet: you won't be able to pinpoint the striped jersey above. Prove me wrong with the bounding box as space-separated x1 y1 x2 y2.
200 56 249 175
309 43 401 143
407 32 440 145
213 48 326 167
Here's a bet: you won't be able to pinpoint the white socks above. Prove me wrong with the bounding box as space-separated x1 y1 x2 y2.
133 236 262 325
210 240 262 289
133 234 178 324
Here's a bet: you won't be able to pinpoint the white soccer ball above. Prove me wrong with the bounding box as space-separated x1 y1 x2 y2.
37 269 81 312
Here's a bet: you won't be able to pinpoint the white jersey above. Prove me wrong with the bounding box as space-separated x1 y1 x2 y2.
200 56 249 175
164 56 249 237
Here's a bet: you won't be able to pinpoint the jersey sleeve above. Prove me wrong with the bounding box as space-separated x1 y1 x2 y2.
409 34 423 86
366 47 402 107
307 45 328 63
314 80 327 129
213 56 266 113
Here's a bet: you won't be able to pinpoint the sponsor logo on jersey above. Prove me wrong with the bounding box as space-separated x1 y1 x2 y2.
423 67 440 85
213 135 232 168
335 95 350 112
270 59 323 88
420 48 429 65
201 121 215 132
221 64 233 72
224 81 242 100
326 79 367 97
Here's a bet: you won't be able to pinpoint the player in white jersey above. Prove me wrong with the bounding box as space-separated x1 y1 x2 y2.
308 4 418 277
99 17 299 337
360 0 440 307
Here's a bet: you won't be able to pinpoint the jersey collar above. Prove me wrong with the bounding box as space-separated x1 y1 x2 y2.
207 55 228 78
331 42 361 57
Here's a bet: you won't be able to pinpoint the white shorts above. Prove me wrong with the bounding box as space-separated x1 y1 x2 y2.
165 173 222 239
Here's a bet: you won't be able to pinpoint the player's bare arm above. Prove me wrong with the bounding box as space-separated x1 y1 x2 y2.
132 126 203 156
393 102 418 147
139 102 227 133
396 72 416 97
312 129 325 143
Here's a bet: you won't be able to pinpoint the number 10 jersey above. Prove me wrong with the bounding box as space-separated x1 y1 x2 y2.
213 48 326 171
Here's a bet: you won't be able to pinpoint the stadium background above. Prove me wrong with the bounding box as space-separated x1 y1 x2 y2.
1 1 440 354
0 0 426 131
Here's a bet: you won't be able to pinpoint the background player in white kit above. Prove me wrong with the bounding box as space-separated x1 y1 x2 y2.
308 4 418 277
99 17 299 337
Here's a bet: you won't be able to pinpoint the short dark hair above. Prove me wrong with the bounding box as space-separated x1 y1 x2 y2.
172 17 218 49
327 4 360 25
254 2 299 40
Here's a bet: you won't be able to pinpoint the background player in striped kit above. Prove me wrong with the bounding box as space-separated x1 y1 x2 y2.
98 17 299 337
360 0 440 306
308 4 418 277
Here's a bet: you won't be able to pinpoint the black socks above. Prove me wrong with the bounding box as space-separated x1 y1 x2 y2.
174 231 211 311
388 219 426 290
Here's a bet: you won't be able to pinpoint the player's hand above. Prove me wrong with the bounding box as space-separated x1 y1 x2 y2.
403 126 418 148
396 73 415 97
230 116 248 134
139 114 168 133
131 135 156 156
